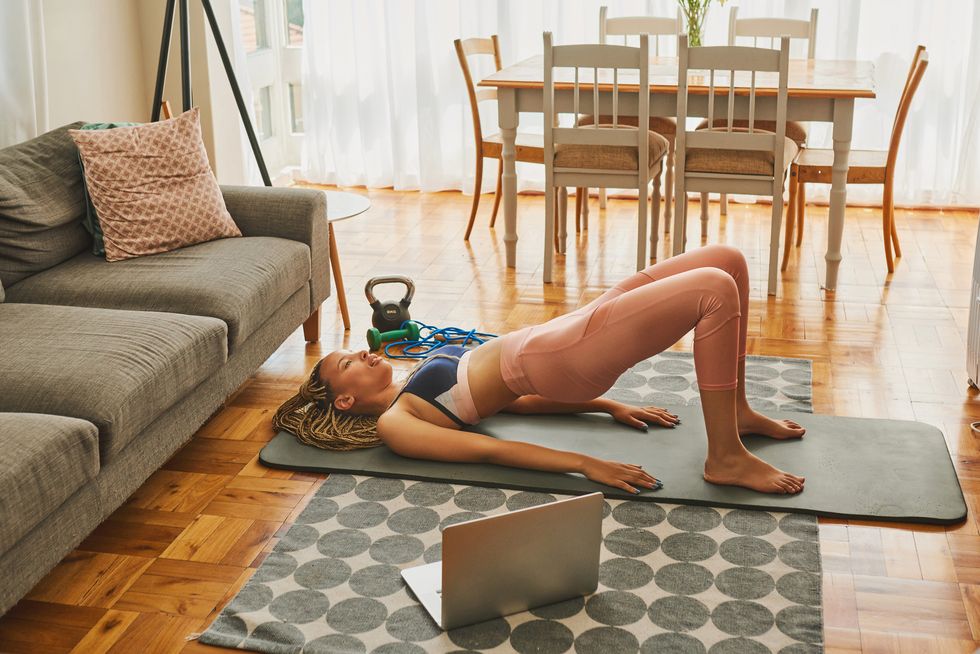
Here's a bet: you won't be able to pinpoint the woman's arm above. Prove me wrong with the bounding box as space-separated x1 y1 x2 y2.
503 395 618 415
503 395 680 430
377 410 660 494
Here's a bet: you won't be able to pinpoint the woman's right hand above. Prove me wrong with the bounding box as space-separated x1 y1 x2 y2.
581 457 660 494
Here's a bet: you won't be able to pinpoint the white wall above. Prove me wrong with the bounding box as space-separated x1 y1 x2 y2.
39 0 249 183
42 0 149 126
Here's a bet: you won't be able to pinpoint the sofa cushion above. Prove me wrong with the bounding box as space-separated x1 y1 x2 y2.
0 122 89 288
0 304 227 461
0 413 100 556
5 236 311 352
68 109 242 262
76 121 141 256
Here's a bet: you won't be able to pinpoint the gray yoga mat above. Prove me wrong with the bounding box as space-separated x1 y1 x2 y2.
261 405 967 525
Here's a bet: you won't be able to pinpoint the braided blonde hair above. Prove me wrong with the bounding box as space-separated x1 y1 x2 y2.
272 360 383 451
274 352 465 451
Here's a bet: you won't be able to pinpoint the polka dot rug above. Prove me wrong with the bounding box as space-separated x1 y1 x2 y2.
199 353 819 654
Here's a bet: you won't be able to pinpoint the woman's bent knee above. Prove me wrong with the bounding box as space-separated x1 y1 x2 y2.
703 244 747 277
699 267 739 299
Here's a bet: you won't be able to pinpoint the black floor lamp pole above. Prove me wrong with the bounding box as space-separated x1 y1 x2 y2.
179 0 192 111
150 0 176 123
150 0 272 187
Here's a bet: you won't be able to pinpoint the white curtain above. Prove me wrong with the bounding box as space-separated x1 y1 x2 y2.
0 0 48 148
300 0 980 207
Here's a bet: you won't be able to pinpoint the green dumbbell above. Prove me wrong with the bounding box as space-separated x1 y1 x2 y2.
367 321 421 351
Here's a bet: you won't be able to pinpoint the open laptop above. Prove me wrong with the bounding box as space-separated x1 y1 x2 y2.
401 491 604 630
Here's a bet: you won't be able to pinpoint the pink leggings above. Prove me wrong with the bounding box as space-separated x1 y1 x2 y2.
499 244 748 401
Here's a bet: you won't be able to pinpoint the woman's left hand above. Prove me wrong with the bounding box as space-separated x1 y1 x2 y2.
611 404 680 430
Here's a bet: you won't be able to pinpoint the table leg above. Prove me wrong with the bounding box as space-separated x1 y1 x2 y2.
825 99 854 292
329 223 351 331
582 187 590 227
499 88 519 268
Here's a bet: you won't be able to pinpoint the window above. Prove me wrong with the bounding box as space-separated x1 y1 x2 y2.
255 86 273 139
285 0 304 46
289 83 303 133
240 0 269 54
237 0 302 174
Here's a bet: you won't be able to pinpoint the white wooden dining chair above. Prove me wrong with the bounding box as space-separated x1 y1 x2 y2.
576 6 682 236
543 32 669 283
673 34 796 295
704 7 818 217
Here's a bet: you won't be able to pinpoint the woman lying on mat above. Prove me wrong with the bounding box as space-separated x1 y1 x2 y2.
276 245 805 495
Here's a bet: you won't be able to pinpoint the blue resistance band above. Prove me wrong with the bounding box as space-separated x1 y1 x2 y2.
383 320 497 360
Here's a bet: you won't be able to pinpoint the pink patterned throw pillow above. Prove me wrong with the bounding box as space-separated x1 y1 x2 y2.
69 108 241 262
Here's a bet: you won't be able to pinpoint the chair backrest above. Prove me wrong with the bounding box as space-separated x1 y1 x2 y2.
543 32 650 174
454 36 503 146
887 47 928 176
897 45 926 118
599 5 681 56
728 7 818 59
676 34 790 180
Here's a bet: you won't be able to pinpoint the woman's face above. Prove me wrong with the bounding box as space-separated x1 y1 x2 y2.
319 349 393 411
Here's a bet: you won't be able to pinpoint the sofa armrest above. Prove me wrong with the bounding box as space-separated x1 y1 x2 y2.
221 185 330 313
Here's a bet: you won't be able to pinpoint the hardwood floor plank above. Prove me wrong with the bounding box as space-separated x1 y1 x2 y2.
24 551 153 608
948 534 980 583
127 471 232 514
846 526 888 577
825 626 863 652
111 592 218 619
79 519 188 557
67 609 141 654
104 613 200 654
960 583 980 641
0 616 92 653
163 438 265 476
3 599 106 626
196 407 271 441
915 531 959 583
824 572 860 630
854 576 973 639
880 528 922 579
0 601 107 653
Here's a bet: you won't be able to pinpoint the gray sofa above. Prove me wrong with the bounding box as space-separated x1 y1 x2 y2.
0 123 330 614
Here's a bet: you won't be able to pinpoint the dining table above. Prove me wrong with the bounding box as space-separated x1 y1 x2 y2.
479 55 875 292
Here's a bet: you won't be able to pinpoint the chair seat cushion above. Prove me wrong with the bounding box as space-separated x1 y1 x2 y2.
0 413 100 555
577 114 677 137
696 118 808 146
555 127 669 171
5 236 310 352
0 303 227 461
685 131 799 177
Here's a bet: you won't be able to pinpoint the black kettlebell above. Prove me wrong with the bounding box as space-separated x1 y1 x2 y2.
365 276 415 333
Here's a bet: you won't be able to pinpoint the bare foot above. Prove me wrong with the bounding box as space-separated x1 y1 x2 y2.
704 452 805 494
737 407 805 440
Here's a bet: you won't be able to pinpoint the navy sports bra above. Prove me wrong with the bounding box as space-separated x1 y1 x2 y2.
392 345 481 426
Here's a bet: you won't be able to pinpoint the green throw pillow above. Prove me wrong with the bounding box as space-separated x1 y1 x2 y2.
77 122 140 256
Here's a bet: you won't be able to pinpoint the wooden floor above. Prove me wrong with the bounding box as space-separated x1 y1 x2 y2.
1 188 979 653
